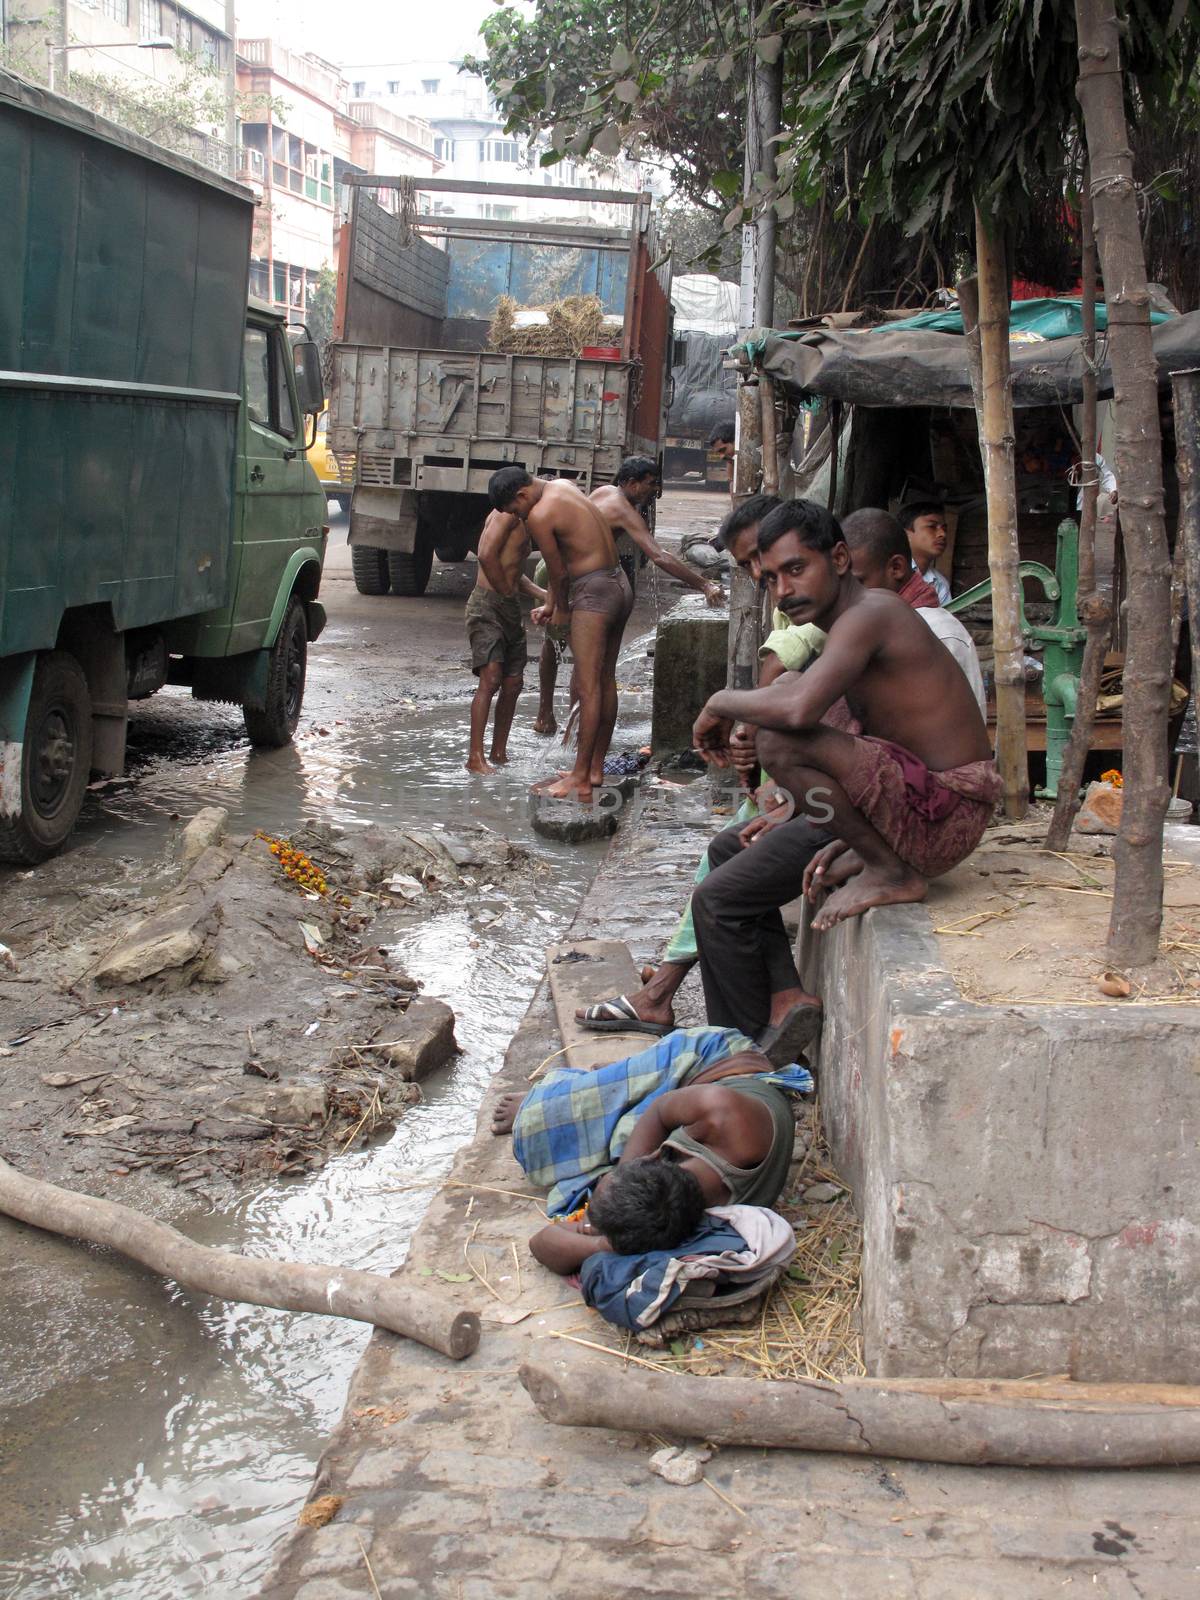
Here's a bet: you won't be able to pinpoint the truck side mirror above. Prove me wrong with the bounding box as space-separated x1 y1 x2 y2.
293 340 325 415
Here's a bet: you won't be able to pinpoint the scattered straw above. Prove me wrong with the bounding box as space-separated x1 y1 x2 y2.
703 1478 749 1518
357 1535 383 1600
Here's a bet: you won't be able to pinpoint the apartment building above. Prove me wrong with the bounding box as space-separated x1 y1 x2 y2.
340 58 653 223
236 39 438 319
5 0 235 167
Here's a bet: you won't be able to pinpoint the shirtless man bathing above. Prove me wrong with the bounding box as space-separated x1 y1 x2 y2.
463 510 549 774
693 497 1000 956
488 458 721 801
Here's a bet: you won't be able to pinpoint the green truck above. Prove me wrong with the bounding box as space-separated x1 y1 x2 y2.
0 72 329 862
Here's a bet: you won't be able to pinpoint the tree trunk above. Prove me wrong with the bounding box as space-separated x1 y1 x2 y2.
1172 370 1200 793
972 209 1028 818
520 1360 1200 1468
0 1155 480 1360
727 381 765 691
1075 0 1172 965
1047 162 1113 850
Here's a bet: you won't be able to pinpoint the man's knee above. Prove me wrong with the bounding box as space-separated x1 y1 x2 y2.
705 823 745 871
756 726 818 774
503 672 524 694
477 661 503 691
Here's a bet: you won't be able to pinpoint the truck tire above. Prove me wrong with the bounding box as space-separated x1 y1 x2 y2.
388 542 433 597
351 545 390 595
0 651 94 864
243 596 307 748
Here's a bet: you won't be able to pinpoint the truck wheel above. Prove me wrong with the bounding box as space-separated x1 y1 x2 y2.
243 596 307 748
388 543 433 597
351 545 390 595
0 651 94 864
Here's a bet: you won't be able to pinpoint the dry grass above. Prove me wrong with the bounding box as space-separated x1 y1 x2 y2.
487 294 611 357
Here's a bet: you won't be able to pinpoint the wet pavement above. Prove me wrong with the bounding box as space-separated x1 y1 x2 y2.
0 494 721 1598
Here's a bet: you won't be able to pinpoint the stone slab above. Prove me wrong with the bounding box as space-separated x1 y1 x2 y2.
650 610 730 754
798 890 1200 1383
528 791 620 843
545 938 641 1069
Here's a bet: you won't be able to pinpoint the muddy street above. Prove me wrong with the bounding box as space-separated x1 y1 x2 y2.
0 492 726 1598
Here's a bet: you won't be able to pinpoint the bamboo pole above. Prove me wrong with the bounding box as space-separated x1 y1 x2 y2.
972 207 1028 818
0 1156 481 1360
520 1360 1200 1468
1047 162 1113 850
1172 368 1200 800
1075 0 1172 965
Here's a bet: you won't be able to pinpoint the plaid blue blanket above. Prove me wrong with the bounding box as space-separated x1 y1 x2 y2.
512 1025 814 1216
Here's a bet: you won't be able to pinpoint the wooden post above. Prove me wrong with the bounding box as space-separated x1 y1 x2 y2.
1172 369 1200 794
727 380 766 692
972 208 1028 818
1075 0 1172 966
520 1360 1200 1468
1047 163 1113 850
0 1156 481 1360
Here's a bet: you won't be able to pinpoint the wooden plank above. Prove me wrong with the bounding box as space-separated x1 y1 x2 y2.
546 939 643 1070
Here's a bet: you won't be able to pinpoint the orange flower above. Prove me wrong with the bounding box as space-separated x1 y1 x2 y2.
1101 768 1124 789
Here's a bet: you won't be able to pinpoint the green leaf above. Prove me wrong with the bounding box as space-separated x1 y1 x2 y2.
614 78 641 104
670 1339 687 1357
775 191 796 222
611 41 634 74
435 1270 473 1284
539 149 564 167
712 168 741 199
716 52 736 82
756 33 784 64
592 122 624 157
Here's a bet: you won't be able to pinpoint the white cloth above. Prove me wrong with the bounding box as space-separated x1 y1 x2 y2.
913 562 952 607
1076 452 1117 508
918 607 987 715
630 1204 797 1328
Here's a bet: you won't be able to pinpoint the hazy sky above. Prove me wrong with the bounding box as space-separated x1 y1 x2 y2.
237 0 528 68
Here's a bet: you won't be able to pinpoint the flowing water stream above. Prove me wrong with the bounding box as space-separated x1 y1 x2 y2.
0 680 650 1598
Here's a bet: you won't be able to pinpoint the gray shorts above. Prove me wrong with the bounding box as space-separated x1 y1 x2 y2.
465 588 527 678
567 565 634 626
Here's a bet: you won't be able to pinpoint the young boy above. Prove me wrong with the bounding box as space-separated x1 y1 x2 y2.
464 509 545 774
901 500 953 606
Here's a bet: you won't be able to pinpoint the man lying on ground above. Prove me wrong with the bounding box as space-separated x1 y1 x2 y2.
464 509 546 774
576 502 982 1055
693 500 999 1007
488 1023 809 1274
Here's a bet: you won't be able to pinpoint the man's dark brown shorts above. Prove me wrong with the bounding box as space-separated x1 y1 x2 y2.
465 588 527 678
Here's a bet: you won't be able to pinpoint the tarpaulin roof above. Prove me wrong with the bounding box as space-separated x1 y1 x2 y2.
883 295 1172 339
740 309 1200 409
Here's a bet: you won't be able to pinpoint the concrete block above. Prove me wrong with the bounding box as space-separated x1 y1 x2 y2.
799 899 1200 1382
381 997 458 1081
528 791 621 842
651 609 729 754
180 806 228 868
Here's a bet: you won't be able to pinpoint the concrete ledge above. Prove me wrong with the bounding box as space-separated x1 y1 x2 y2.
800 901 1200 1383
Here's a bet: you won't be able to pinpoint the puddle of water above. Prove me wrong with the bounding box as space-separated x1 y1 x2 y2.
0 676 651 1598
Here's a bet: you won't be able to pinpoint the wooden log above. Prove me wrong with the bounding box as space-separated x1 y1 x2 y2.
0 1155 480 1360
519 1360 1200 1468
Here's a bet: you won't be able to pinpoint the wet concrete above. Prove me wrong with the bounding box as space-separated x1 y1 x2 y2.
0 494 721 1597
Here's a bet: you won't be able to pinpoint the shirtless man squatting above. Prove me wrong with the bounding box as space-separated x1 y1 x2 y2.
488 459 722 802
463 509 547 774
691 499 1000 1028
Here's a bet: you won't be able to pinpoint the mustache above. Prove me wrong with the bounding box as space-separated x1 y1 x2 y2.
779 597 812 613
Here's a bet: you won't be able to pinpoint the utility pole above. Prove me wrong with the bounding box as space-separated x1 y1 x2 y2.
225 0 237 174
728 0 782 693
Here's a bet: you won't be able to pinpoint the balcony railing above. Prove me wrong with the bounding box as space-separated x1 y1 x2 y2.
348 100 434 152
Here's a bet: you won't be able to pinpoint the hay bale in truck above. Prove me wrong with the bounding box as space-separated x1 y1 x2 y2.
329 178 673 596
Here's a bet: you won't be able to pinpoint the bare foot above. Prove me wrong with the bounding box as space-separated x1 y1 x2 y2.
491 1092 525 1135
489 750 509 766
811 867 927 931
545 773 592 803
466 754 495 775
531 769 574 793
533 715 558 737
821 848 863 890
